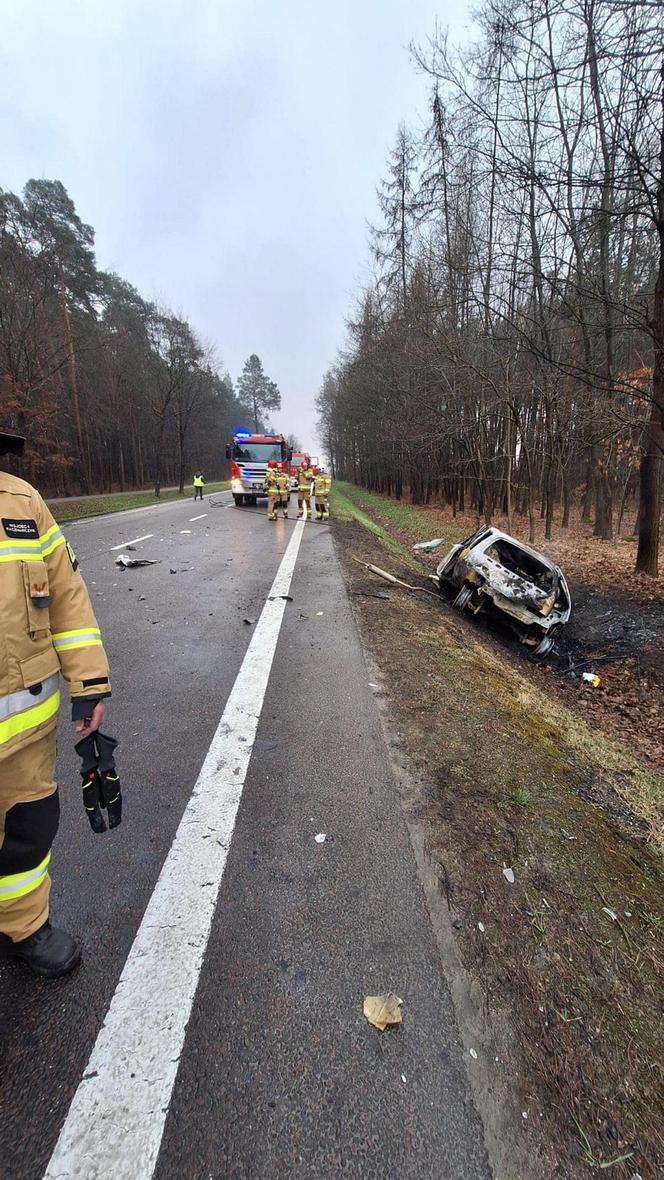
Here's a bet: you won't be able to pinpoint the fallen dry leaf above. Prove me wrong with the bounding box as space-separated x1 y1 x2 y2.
363 992 403 1031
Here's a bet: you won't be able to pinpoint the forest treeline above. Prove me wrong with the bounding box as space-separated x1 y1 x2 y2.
317 0 664 574
0 179 262 496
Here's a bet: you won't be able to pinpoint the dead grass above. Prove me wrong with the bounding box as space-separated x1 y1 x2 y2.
331 494 664 1180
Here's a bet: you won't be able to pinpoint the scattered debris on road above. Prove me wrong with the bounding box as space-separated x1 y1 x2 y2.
314 832 326 844
502 866 515 884
431 526 571 658
243 617 256 626
363 993 403 1031
115 553 160 568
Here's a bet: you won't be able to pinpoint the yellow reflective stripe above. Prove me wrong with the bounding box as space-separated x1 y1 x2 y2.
0 551 39 563
51 628 101 641
0 689 61 747
0 523 65 561
52 629 102 652
41 533 66 557
0 536 42 550
0 853 51 901
0 674 60 722
0 522 61 549
54 639 103 651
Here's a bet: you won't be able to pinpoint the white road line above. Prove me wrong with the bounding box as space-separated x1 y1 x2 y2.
109 533 154 551
189 513 207 521
44 519 305 1180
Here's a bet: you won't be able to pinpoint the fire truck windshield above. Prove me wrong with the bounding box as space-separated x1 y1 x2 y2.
232 441 283 462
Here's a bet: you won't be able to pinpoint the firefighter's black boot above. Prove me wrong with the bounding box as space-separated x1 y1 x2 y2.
11 921 81 979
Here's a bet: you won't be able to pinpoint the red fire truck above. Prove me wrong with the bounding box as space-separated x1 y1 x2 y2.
225 430 292 506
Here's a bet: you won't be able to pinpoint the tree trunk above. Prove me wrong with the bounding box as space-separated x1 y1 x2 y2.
636 63 664 575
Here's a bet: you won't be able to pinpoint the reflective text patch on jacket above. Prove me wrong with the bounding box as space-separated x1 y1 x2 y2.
0 473 111 760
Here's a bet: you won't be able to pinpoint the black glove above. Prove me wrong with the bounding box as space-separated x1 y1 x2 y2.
75 731 123 833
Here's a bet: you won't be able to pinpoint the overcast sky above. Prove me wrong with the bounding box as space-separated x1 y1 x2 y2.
1 0 472 454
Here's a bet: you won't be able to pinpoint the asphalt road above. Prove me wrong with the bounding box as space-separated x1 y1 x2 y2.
0 492 491 1180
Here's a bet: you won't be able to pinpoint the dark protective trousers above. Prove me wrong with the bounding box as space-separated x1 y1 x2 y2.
0 731 58 942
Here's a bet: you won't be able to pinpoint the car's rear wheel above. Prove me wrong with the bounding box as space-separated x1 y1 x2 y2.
453 584 474 610
233 494 243 506
532 633 555 659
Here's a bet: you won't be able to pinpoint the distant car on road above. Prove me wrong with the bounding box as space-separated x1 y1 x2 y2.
432 526 571 658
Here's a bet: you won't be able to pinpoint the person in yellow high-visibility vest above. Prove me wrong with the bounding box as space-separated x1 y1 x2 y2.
275 463 290 518
313 467 331 520
192 471 205 501
297 459 314 520
0 430 112 977
264 460 280 520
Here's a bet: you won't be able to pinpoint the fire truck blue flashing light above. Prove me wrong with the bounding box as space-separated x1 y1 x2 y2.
234 428 252 440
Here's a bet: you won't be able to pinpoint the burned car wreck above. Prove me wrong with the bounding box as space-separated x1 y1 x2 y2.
431 527 571 657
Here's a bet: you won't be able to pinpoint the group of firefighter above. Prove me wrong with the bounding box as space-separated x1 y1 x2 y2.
264 458 331 522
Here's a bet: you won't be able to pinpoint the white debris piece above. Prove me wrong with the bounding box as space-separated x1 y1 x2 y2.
601 906 618 922
477 922 485 933
412 537 447 552
314 833 326 844
469 1048 478 1060
115 553 159 568
502 867 515 884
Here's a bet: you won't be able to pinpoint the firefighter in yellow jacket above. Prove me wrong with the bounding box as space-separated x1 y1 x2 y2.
297 459 314 519
264 459 281 521
276 463 290 519
0 430 111 977
313 467 331 520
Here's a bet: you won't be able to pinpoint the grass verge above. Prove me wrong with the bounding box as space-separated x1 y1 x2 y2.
48 482 230 523
331 485 663 1180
